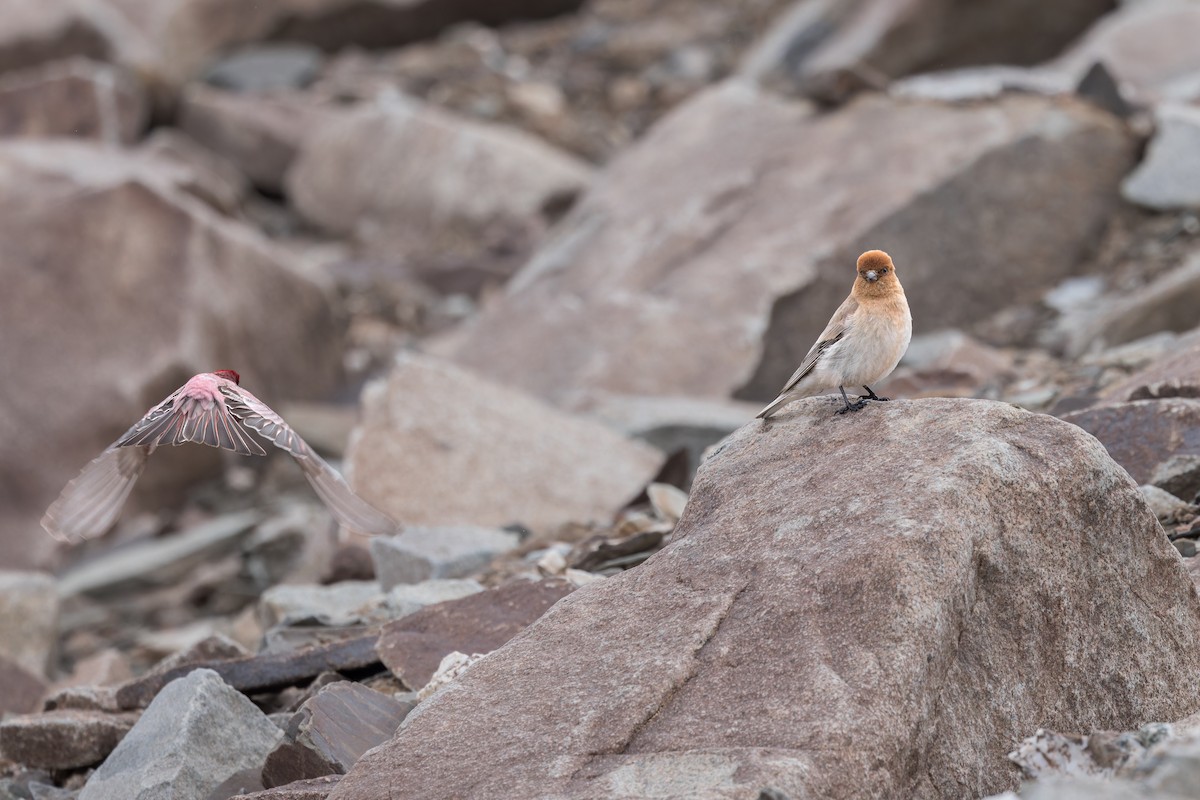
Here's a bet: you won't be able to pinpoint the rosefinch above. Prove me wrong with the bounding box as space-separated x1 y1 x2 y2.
42 370 396 542
757 250 912 419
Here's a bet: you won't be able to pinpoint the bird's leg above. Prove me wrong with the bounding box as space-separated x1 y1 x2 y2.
861 385 890 402
836 386 867 414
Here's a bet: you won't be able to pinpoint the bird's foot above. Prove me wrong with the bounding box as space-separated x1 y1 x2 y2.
836 399 867 414
860 386 889 402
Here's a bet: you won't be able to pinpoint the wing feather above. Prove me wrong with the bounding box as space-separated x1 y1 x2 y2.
220 386 398 535
41 445 149 543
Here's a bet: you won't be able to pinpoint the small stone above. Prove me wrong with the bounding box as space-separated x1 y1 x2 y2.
370 526 520 589
230 775 341 800
384 579 484 618
0 655 47 715
78 669 283 800
647 483 689 523
261 682 413 787
1141 485 1190 519
1174 539 1197 558
416 652 486 701
0 709 139 770
1123 104 1200 210
0 570 59 677
202 45 323 93
260 582 385 628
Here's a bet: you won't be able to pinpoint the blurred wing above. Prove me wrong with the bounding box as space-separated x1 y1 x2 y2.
117 386 266 456
41 445 150 543
220 386 399 536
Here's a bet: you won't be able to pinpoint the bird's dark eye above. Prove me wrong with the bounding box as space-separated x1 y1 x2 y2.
880 267 889 274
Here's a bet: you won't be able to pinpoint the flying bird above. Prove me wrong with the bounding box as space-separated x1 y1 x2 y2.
758 249 912 419
42 370 397 543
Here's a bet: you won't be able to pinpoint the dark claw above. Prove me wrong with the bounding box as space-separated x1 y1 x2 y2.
861 385 890 402
836 399 867 415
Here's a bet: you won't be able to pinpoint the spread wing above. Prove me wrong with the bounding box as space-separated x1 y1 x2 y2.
41 444 150 543
116 386 266 456
220 386 399 536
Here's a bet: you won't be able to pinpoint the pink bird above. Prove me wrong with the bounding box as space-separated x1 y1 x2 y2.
42 370 397 543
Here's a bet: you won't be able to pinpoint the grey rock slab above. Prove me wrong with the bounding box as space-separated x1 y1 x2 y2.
331 398 1200 800
57 511 261 598
79 669 283 800
260 582 385 628
1123 104 1200 211
370 527 520 589
202 44 322 93
0 709 139 769
0 571 58 677
384 578 484 618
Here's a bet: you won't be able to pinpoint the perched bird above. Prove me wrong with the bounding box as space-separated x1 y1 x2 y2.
42 370 397 543
757 249 912 419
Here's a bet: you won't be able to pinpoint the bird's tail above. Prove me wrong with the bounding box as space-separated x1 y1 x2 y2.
756 393 791 420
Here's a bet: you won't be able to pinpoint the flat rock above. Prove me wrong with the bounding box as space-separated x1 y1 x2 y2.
376 578 573 690
262 682 413 787
1048 0 1200 103
1123 104 1200 210
740 0 1110 102
331 398 1200 800
1063 398 1200 501
345 353 663 533
178 85 333 194
0 709 139 769
0 140 342 567
385 579 485 618
78 669 283 800
0 571 58 677
370 527 520 589
287 96 592 249
435 84 1134 407
0 655 47 716
114 633 381 710
260 582 385 628
0 57 147 143
232 776 340 800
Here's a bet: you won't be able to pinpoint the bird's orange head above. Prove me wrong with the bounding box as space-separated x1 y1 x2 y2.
852 250 901 300
212 369 241 384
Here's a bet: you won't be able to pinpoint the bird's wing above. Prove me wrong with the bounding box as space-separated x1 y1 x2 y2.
116 385 266 456
776 295 858 394
41 444 150 543
220 386 399 536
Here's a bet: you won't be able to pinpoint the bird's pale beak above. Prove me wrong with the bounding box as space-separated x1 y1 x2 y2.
864 270 879 282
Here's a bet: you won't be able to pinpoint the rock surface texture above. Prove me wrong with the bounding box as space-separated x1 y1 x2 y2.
436 84 1134 406
329 399 1200 800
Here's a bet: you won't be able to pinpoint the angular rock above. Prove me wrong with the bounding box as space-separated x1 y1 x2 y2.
0 655 47 716
370 527 520 589
436 84 1134 407
287 96 592 248
331 398 1200 800
78 669 282 800
376 578 573 690
57 511 260 597
260 582 385 628
0 571 58 677
1063 399 1200 501
0 57 147 143
1048 0 1200 104
385 578 484 618
1123 104 1200 211
232 776 340 800
114 633 381 710
0 140 342 567
346 353 663 533
740 0 1112 101
178 85 333 194
262 682 413 787
1058 250 1200 357
1100 334 1200 402
0 709 139 769
0 1 121 75
1141 485 1190 520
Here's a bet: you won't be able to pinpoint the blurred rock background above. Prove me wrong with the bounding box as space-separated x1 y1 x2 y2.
5 0 1200 798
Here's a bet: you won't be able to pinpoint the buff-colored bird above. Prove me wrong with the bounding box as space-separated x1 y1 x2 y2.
757 250 912 419
42 370 397 543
